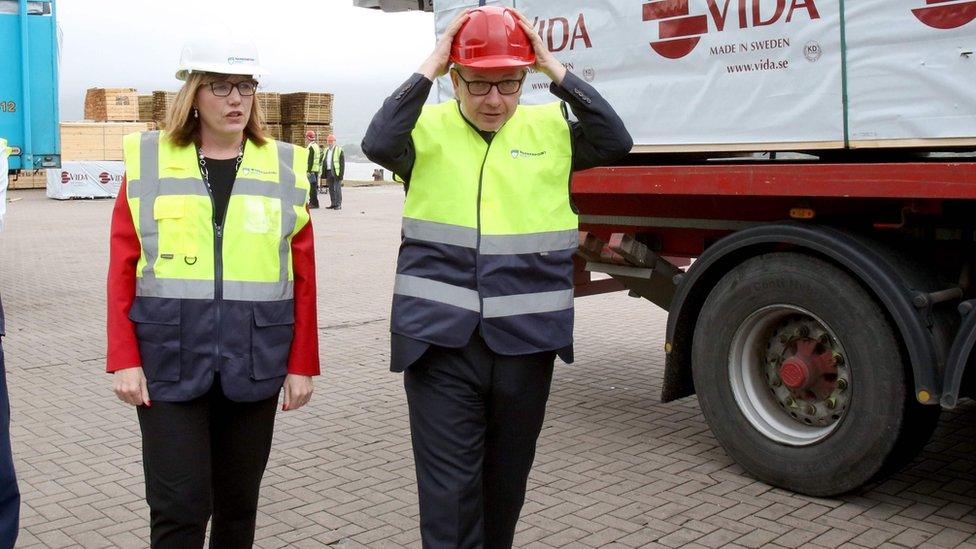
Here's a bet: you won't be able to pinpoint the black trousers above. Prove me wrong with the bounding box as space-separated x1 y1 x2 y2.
137 377 278 549
0 331 19 549
404 332 556 549
326 173 342 208
307 173 320 208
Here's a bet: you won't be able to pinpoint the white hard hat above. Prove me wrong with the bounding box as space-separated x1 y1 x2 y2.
175 38 267 81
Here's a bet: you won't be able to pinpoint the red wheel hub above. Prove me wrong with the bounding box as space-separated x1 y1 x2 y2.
778 338 838 397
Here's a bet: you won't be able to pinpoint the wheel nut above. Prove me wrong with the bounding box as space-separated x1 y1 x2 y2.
786 396 797 409
772 377 782 388
798 326 810 337
837 378 848 391
825 396 837 410
805 404 816 415
819 333 831 345
833 352 845 366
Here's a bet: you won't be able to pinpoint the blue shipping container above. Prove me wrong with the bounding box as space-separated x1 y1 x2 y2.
0 0 59 170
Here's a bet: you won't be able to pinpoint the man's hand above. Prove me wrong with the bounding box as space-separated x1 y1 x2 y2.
113 367 150 407
418 9 471 80
282 374 313 411
514 10 567 85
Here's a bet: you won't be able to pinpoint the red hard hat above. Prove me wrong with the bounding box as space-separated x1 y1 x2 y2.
450 6 535 69
305 130 316 140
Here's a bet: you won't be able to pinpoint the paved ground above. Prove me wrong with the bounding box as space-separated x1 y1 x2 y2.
1 186 976 548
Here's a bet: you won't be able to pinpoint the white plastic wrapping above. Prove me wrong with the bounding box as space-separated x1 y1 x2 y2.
46 161 124 200
845 0 976 147
433 0 976 150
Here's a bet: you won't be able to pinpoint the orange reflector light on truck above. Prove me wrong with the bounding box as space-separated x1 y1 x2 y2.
790 207 816 220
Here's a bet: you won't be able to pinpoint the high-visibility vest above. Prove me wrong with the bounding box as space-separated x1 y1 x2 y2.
308 142 322 173
121 131 310 402
392 101 577 355
324 145 343 179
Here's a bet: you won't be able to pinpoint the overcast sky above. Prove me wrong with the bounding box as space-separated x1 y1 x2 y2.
57 1 435 147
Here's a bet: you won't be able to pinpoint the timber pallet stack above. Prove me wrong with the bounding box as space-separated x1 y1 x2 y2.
264 124 282 141
84 88 139 122
152 91 177 129
281 124 333 148
137 95 154 122
257 92 281 123
281 92 334 147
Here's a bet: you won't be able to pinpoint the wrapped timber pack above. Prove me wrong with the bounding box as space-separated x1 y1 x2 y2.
433 0 976 151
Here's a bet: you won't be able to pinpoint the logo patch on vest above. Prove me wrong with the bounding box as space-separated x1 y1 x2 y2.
241 167 275 177
510 149 547 159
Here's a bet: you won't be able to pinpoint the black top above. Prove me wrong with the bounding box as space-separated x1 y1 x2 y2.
0 292 5 337
362 71 633 372
202 157 238 226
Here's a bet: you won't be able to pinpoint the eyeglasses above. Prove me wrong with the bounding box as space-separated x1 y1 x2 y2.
206 80 258 97
453 71 524 96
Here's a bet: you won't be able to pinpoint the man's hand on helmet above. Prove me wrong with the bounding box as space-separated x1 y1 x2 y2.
419 9 471 81
513 10 567 85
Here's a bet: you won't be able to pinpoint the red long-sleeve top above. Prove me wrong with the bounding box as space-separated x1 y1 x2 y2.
106 178 320 376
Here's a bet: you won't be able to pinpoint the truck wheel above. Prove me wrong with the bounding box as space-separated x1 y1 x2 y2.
691 252 939 496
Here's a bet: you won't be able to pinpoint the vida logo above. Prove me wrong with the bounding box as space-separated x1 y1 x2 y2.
642 0 822 59
912 0 976 29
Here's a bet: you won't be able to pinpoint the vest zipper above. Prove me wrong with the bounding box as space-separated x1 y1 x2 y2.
475 140 492 332
207 188 224 374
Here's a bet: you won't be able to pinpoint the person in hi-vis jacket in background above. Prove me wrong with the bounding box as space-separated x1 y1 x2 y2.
322 133 344 209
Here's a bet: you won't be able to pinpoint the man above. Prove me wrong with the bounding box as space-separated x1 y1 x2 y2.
305 130 322 209
322 134 344 210
362 6 632 548
0 137 20 548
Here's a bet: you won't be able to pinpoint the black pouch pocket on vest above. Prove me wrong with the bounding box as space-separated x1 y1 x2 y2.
251 301 294 381
128 297 181 382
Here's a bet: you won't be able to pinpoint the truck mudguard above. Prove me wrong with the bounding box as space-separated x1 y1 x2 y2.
662 222 947 405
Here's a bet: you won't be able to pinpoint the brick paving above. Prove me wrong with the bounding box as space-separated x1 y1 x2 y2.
1 186 975 548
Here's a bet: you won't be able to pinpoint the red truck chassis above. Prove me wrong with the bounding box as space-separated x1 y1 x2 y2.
572 158 976 495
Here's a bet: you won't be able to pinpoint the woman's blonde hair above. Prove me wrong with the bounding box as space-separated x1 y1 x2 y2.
164 71 268 148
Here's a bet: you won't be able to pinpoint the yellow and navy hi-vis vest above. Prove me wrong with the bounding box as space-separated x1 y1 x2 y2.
122 131 310 402
393 101 577 355
308 142 322 174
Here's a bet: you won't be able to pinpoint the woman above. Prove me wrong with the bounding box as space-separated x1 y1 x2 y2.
106 38 319 548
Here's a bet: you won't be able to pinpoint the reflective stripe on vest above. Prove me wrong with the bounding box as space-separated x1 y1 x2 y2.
123 131 310 301
393 101 576 353
309 142 322 173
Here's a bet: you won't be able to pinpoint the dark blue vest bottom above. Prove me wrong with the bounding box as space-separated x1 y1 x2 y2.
128 296 292 402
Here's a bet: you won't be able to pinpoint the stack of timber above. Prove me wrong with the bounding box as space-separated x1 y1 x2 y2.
152 91 177 129
84 88 139 122
281 124 333 148
280 93 333 124
257 92 281 124
279 91 334 147
263 124 282 141
60 122 150 161
6 170 48 190
137 95 154 122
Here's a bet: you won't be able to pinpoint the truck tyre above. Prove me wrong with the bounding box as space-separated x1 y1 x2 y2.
691 252 939 496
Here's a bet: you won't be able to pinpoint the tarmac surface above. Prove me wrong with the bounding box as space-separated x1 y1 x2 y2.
1 185 975 548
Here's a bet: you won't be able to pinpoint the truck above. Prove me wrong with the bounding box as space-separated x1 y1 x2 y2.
355 0 976 497
0 0 60 172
